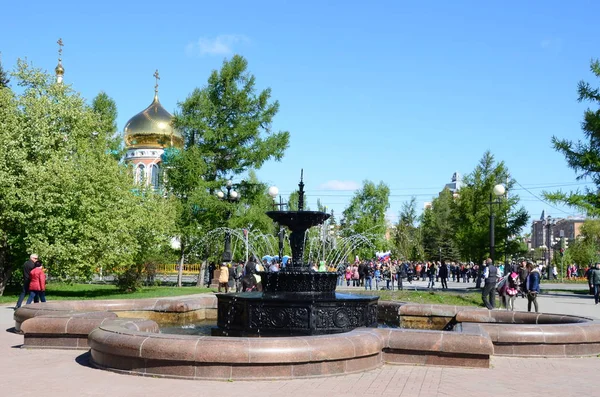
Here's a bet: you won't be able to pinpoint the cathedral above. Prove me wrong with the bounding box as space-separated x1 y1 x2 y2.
122 70 184 189
54 39 184 188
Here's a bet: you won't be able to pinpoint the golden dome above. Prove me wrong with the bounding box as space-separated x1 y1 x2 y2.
123 94 184 149
55 61 64 75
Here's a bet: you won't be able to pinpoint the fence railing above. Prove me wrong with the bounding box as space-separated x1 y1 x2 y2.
154 264 203 274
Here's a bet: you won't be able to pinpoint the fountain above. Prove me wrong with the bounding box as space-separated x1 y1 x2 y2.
215 170 379 336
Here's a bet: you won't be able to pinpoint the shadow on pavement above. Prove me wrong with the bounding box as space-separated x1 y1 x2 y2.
76 351 93 368
5 326 18 334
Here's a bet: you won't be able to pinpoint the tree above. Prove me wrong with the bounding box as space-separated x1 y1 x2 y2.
568 220 600 268
546 59 600 215
91 91 122 159
393 197 424 261
167 55 290 280
0 60 174 294
174 54 290 183
453 151 529 265
0 54 9 88
421 189 460 262
341 180 390 259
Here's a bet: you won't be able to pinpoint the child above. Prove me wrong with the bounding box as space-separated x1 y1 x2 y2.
505 272 520 311
218 263 229 293
26 260 46 304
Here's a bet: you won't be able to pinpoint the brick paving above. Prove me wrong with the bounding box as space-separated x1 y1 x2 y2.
2 292 600 397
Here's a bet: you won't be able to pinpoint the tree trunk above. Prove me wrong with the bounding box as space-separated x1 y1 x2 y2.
196 259 207 287
0 234 13 296
177 243 185 288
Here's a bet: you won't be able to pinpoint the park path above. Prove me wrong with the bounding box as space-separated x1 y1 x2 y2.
1 289 600 397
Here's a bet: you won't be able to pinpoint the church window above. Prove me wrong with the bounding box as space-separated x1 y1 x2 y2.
135 164 146 184
150 164 160 189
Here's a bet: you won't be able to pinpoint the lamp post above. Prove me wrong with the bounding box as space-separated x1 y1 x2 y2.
268 186 286 263
545 215 554 280
540 244 547 273
489 184 506 265
217 180 240 263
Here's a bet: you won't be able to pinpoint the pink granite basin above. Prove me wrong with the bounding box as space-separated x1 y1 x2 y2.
12 295 600 380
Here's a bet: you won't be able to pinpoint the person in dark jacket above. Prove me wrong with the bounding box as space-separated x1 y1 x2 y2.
15 254 38 310
591 263 600 305
482 258 498 310
439 261 449 290
525 262 540 312
358 262 367 287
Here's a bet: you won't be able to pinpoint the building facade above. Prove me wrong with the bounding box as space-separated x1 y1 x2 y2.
531 210 584 249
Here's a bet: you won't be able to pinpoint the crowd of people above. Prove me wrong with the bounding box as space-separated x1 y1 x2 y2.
17 250 600 313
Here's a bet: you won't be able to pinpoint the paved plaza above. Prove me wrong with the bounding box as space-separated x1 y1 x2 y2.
2 287 599 397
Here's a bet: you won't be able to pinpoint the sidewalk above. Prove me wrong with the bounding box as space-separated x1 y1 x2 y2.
2 292 600 397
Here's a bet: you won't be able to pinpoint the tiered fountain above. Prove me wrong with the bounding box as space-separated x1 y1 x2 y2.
215 171 378 336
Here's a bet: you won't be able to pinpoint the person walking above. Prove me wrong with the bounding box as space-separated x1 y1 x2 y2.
15 254 38 310
427 262 437 289
364 264 373 290
591 263 600 305
358 261 366 287
525 262 540 312
26 260 46 304
482 258 498 310
397 262 406 291
439 261 449 290
352 264 359 286
345 265 353 286
234 262 244 292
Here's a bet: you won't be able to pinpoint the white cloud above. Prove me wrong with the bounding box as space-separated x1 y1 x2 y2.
185 34 249 57
540 38 563 51
318 180 360 191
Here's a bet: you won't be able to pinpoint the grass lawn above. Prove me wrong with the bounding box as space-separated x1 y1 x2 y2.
0 283 213 305
347 289 482 306
0 282 483 307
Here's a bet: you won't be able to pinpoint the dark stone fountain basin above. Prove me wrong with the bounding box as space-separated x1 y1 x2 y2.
259 271 338 294
215 171 378 336
214 291 378 336
265 210 330 230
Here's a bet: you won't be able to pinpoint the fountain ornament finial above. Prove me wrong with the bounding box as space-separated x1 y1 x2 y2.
298 169 305 211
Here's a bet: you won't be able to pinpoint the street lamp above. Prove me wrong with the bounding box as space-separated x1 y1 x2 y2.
489 184 506 265
540 244 547 272
268 186 287 263
217 180 240 263
545 215 555 280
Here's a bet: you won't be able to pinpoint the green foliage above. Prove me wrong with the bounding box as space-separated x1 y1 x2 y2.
167 55 291 268
452 151 529 264
0 282 213 304
0 60 175 294
568 220 600 267
341 180 390 259
421 189 460 262
91 91 123 160
417 151 529 264
0 55 9 88
174 54 290 182
393 197 424 261
546 59 600 215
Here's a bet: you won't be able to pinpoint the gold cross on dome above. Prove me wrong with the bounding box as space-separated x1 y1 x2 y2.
57 38 64 59
154 69 160 94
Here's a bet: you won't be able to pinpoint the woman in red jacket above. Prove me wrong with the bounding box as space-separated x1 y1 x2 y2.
26 260 46 304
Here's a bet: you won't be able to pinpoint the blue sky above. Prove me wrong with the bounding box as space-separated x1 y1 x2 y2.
2 0 599 227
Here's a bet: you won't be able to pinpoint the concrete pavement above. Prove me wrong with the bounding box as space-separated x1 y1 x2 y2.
1 287 600 397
